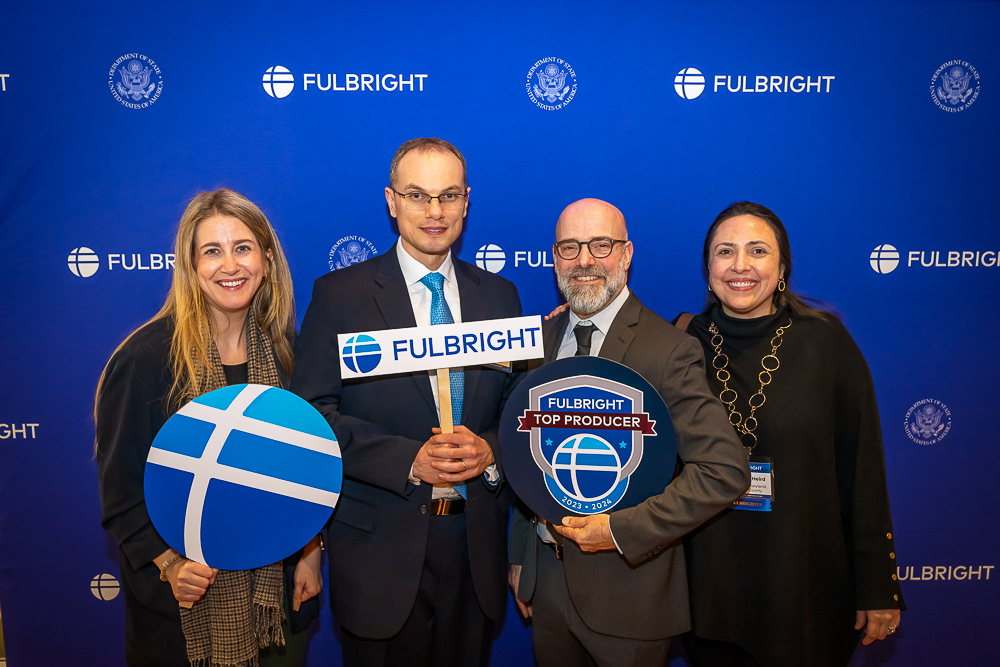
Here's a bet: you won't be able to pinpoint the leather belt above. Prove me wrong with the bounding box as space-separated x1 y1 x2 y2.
429 497 466 516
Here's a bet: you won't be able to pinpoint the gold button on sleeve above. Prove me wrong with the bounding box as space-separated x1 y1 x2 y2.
887 533 892 539
890 552 895 559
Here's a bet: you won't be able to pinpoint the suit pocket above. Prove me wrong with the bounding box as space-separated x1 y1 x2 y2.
331 496 376 533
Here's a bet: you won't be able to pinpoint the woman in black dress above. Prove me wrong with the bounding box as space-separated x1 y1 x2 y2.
678 201 905 667
96 189 320 667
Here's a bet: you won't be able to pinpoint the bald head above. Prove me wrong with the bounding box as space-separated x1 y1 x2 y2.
553 198 633 319
555 198 628 243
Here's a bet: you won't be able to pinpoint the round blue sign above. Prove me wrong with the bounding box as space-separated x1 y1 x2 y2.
500 356 676 524
144 384 342 570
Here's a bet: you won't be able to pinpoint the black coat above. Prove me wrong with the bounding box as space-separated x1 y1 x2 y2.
682 305 905 667
97 317 313 667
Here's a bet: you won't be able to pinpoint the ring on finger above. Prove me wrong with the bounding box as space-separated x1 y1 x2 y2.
887 625 896 634
461 460 467 471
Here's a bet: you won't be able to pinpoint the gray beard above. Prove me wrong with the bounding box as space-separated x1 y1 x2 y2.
556 255 628 318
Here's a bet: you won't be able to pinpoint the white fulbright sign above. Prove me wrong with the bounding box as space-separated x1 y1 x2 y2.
338 316 544 379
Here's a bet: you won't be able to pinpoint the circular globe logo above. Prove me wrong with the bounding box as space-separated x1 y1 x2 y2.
870 244 899 274
91 573 120 601
263 66 294 98
674 67 705 99
475 244 506 273
68 247 100 277
342 334 382 374
546 433 627 506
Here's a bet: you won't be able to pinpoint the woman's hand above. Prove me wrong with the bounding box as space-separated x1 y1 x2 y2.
164 557 217 603
856 609 901 644
292 535 323 612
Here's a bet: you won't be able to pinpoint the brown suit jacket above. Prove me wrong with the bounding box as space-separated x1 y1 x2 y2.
510 291 750 640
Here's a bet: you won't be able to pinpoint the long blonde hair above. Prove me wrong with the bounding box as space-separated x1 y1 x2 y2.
95 189 295 424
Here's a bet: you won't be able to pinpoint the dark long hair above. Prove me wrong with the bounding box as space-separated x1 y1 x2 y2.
702 201 836 321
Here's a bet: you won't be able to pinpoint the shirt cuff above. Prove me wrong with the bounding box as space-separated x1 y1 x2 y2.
608 518 624 555
408 465 420 485
483 463 499 487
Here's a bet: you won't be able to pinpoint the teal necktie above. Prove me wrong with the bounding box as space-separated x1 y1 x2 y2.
420 272 466 499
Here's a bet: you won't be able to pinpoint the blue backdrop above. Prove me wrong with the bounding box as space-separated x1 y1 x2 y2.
1 1 997 665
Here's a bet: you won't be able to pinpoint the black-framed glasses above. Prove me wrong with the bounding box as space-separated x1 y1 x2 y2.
553 237 628 260
391 189 467 211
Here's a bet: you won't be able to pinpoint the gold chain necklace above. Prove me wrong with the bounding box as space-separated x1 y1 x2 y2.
708 319 792 453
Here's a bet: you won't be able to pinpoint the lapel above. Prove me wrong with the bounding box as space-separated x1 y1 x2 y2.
372 243 437 415
597 291 641 363
454 258 484 423
544 311 570 363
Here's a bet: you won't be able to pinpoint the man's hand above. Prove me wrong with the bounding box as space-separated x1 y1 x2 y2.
553 514 616 552
545 303 569 321
292 535 323 612
508 564 532 618
412 426 495 483
164 558 217 603
856 609 901 645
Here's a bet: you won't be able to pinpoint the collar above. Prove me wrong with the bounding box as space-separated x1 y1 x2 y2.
565 286 632 340
396 241 456 287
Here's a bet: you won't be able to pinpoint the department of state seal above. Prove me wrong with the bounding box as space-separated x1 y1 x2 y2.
904 398 952 445
930 61 979 113
329 235 377 271
109 54 163 109
526 57 578 111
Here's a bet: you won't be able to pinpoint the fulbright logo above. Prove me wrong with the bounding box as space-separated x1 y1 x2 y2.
263 65 428 97
91 573 120 601
263 66 294 98
870 244 1000 273
519 375 655 514
68 247 101 278
342 335 382 374
475 244 506 273
674 66 835 99
68 247 176 277
474 243 554 273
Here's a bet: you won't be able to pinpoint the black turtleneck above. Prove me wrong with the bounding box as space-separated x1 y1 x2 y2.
679 305 905 667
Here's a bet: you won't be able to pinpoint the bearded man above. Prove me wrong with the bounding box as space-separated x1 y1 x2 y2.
508 198 749 667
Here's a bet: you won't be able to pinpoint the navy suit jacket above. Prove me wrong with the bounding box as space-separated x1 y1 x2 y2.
291 244 522 639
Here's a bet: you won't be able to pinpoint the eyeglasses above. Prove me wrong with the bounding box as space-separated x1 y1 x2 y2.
391 189 468 211
553 237 628 260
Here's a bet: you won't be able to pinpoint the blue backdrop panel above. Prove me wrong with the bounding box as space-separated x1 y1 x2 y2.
1 1 997 665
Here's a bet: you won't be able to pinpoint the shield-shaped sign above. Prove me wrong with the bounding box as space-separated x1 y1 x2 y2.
500 356 676 524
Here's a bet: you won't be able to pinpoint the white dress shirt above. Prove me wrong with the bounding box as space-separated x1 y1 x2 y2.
396 243 498 497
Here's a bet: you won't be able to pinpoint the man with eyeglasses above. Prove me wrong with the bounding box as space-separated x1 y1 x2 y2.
508 198 749 667
292 138 524 667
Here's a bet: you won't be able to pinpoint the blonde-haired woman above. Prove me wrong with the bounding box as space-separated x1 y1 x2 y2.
96 189 319 667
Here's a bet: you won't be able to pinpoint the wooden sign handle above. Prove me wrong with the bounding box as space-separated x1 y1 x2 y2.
436 368 454 434
179 600 193 609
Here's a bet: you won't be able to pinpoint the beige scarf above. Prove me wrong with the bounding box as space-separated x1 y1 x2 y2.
179 301 285 667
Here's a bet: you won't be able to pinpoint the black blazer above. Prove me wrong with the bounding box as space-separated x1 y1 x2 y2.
291 244 523 639
510 292 750 640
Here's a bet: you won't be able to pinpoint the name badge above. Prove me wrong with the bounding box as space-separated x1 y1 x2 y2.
733 457 773 512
